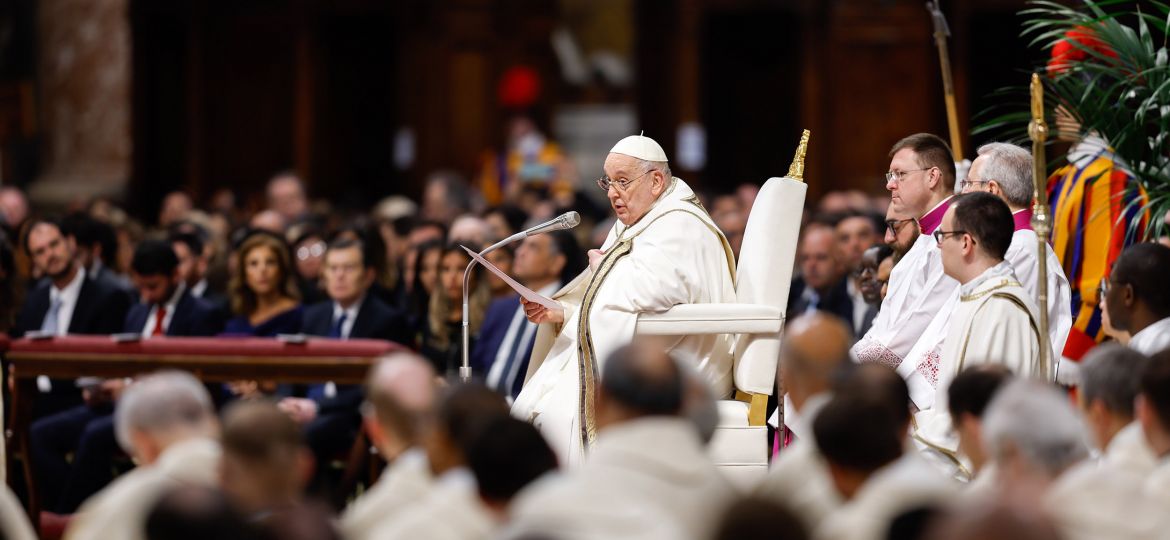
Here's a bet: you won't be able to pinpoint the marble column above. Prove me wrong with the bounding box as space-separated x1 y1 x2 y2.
29 0 131 207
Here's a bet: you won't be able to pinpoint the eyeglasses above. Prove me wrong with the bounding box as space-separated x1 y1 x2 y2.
597 168 654 192
958 179 990 192
1098 277 1111 299
885 167 935 184
296 241 326 261
885 218 916 233
932 229 969 245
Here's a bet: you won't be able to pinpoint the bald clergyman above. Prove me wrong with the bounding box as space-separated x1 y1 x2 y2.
513 134 736 464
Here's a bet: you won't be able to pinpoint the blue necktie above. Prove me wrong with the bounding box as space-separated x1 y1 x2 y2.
328 312 347 339
804 290 820 315
494 322 529 396
42 297 63 335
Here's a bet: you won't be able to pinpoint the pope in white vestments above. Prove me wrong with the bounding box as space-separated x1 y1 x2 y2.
513 135 736 464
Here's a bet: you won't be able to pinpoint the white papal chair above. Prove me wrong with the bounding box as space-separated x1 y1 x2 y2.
635 131 809 489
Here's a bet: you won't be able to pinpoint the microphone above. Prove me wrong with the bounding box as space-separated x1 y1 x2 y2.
523 211 581 237
459 211 582 382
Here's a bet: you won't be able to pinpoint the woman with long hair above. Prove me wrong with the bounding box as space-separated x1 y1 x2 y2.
420 242 490 376
406 238 443 344
224 232 303 336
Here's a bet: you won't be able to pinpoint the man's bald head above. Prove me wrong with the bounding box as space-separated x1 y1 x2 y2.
780 313 853 412
364 352 438 453
599 341 684 427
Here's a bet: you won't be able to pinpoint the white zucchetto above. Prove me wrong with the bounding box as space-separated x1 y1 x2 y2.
609 134 668 162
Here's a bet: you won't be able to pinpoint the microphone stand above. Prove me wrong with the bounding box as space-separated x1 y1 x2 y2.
460 232 526 382
459 211 580 382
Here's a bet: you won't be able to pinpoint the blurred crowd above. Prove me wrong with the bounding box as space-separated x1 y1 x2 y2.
0 121 1168 540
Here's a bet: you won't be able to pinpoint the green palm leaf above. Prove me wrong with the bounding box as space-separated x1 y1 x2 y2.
975 0 1170 238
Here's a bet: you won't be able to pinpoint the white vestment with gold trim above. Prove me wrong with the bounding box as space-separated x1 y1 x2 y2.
912 262 1045 479
512 178 736 465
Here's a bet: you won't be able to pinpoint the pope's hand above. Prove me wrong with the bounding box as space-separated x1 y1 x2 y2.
588 249 606 272
521 297 564 324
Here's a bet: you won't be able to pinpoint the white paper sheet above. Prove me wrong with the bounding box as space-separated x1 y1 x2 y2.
461 245 562 310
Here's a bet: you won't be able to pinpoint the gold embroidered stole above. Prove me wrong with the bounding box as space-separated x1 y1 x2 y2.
955 279 1044 377
574 205 735 450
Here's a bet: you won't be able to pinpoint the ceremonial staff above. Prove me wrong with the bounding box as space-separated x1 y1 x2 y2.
1027 73 1054 381
927 1 964 160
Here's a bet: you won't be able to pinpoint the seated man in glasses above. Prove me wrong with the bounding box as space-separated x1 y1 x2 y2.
913 191 1046 479
512 134 736 465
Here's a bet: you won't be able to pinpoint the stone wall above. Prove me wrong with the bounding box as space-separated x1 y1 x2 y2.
29 0 131 207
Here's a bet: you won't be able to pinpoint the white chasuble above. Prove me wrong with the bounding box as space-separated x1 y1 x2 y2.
913 262 1046 478
512 178 736 465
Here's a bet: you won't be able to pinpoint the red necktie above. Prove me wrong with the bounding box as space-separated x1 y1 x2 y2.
152 307 167 337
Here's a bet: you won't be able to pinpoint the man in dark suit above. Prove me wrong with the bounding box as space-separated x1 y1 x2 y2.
14 218 133 337
28 239 224 515
14 218 133 418
62 211 135 295
787 222 856 334
170 228 229 315
278 237 410 493
472 230 584 401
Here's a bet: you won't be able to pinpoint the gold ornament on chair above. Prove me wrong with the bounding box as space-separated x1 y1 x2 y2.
787 129 810 182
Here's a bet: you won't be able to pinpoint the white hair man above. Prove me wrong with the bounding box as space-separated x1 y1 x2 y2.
513 134 736 464
981 380 1090 497
64 371 219 540
340 352 439 540
1045 344 1161 540
961 142 1073 382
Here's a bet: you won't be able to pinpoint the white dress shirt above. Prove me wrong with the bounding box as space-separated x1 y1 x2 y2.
1129 317 1170 356
141 284 186 337
190 279 209 299
486 282 560 401
332 296 364 340
46 266 87 335
847 278 867 334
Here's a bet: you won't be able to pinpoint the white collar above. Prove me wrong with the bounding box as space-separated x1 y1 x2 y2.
162 283 186 310
1130 317 1170 355
535 281 562 296
958 261 1015 296
436 467 477 492
190 279 209 298
333 294 366 320
1069 134 1113 168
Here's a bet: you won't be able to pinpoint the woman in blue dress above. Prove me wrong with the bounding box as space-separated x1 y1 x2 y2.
222 232 304 399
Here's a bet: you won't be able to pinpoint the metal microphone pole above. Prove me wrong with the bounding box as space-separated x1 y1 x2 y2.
460 212 580 382
460 231 523 381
